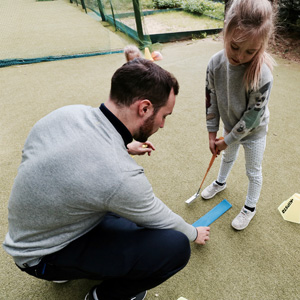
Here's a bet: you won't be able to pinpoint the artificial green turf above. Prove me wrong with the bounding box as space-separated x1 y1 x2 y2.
1 1 299 299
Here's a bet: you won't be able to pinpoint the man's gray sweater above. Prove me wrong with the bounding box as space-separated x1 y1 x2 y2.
3 105 197 267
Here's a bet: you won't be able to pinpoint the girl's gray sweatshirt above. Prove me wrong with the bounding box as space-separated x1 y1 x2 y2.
206 50 273 145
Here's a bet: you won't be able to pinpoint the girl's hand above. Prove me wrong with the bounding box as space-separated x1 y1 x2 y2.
215 138 227 153
208 132 217 155
127 141 155 156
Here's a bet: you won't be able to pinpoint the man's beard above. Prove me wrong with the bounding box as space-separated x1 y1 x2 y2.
133 112 156 143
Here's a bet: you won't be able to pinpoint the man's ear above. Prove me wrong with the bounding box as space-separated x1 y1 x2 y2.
138 99 153 117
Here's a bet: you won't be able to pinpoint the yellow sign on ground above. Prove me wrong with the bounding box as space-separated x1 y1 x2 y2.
278 193 300 224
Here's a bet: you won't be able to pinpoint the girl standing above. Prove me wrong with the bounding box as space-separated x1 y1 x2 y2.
202 0 276 230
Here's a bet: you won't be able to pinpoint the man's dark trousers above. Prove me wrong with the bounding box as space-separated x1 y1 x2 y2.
21 213 191 299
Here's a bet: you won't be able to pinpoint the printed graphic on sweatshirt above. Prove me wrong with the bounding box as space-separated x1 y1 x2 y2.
235 81 271 135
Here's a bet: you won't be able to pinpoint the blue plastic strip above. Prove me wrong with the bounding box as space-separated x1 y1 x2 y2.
192 199 232 227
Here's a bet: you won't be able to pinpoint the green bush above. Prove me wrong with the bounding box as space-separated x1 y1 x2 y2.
182 0 205 14
278 0 300 32
152 0 182 9
182 0 224 20
151 0 224 20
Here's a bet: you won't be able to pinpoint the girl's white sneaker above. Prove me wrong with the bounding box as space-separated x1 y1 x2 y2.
201 181 226 199
231 207 256 230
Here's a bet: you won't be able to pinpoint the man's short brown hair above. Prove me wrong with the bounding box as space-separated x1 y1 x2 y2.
109 58 179 111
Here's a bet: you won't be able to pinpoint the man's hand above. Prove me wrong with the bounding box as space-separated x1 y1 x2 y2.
194 227 210 245
127 141 155 156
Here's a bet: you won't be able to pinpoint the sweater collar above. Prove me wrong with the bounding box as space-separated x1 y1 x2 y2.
99 103 133 147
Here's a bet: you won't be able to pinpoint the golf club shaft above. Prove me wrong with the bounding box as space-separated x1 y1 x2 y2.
198 136 224 190
185 137 224 204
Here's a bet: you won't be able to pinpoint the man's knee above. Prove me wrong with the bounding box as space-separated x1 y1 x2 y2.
157 230 191 267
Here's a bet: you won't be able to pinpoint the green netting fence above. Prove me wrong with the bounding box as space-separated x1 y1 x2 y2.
0 0 223 68
81 0 224 46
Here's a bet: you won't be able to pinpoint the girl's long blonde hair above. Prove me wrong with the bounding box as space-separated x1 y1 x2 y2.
223 0 276 91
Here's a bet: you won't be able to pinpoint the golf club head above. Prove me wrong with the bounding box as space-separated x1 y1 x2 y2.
185 192 200 205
